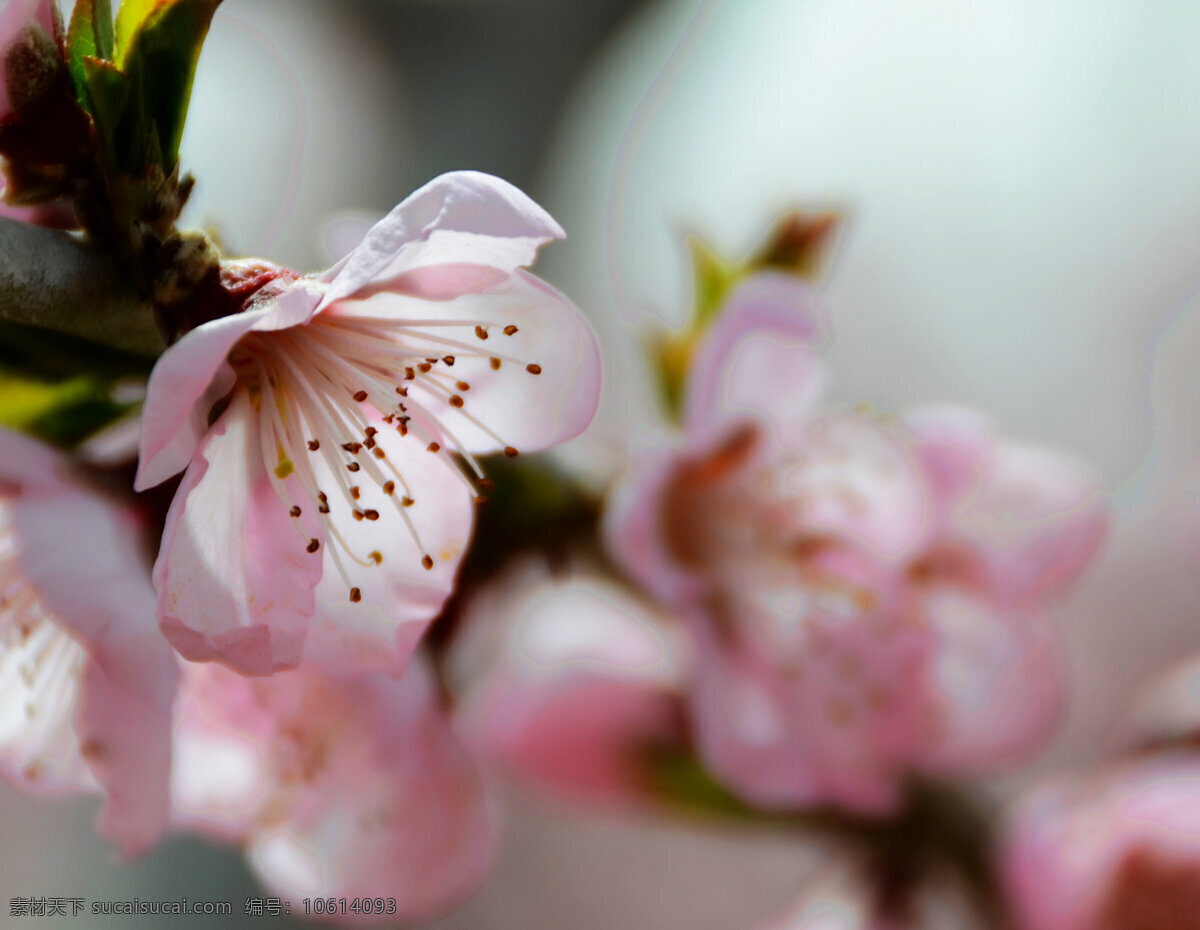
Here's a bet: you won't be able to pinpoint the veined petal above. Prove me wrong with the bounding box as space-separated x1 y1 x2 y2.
301 418 474 677
135 284 322 491
320 171 565 307
154 391 321 675
330 270 601 456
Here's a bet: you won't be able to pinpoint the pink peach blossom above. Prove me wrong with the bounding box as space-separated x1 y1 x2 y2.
0 428 176 856
171 656 495 922
450 563 685 806
1002 757 1200 930
606 276 1105 811
136 171 601 677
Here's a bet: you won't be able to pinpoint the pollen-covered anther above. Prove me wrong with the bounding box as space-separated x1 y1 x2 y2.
504 446 520 458
526 363 542 375
450 395 464 408
307 439 320 451
489 357 501 370
363 509 380 521
474 495 488 506
418 362 432 374
350 486 361 500
404 367 415 380
347 462 360 472
504 325 518 336
373 448 386 459
478 478 495 491
352 390 368 403
427 442 441 453
289 505 302 518
349 587 362 603
421 554 434 570
395 386 408 397
475 326 489 340
456 381 470 391
443 355 455 366
306 538 320 553
369 551 382 564
401 496 415 507
382 481 395 495
342 442 362 454
353 510 365 522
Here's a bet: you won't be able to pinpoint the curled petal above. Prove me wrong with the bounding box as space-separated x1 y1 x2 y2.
320 171 565 307
135 285 321 491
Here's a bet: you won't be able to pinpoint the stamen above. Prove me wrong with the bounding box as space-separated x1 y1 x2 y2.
422 555 434 570
350 587 362 602
307 539 320 553
526 364 542 375
504 325 518 336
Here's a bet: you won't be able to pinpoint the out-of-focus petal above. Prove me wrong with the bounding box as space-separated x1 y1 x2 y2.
77 659 173 858
919 589 1063 775
685 272 830 440
957 441 1107 604
688 604 933 815
455 572 683 805
1002 759 1200 930
173 659 496 922
320 171 565 307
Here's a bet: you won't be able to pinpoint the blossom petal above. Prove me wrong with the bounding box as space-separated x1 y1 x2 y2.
341 270 601 456
0 427 71 493
76 658 173 857
685 271 830 440
603 441 707 607
300 419 474 677
688 603 934 814
154 391 321 675
320 171 565 307
959 441 1107 603
175 660 496 921
135 285 321 491
456 574 683 805
920 589 1063 775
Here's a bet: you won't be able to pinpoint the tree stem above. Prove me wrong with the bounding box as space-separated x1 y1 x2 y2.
0 217 164 358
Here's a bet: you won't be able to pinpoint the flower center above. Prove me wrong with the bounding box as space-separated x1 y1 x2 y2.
232 307 542 602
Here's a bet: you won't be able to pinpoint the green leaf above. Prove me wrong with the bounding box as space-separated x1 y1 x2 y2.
113 0 161 64
0 370 133 448
81 55 133 170
117 0 222 171
67 0 115 101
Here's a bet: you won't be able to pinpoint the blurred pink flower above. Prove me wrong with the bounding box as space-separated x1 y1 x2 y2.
0 0 58 122
0 428 176 856
1002 757 1200 930
172 656 495 922
450 562 685 806
136 171 601 677
607 274 1105 812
